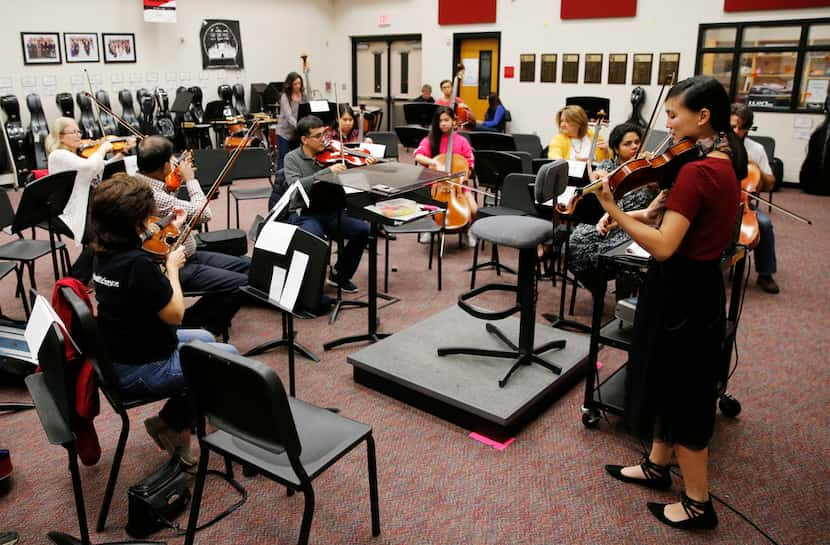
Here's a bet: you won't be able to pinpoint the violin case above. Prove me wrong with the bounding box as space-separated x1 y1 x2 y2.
195 228 248 257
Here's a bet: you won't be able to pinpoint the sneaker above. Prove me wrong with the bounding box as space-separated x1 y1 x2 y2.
417 233 431 244
757 274 779 294
0 532 20 545
327 274 359 293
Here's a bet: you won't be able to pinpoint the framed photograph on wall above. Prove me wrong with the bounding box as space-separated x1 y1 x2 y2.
102 33 136 63
21 32 61 65
64 33 99 63
200 19 245 69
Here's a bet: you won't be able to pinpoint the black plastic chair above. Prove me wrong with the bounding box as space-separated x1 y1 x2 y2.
752 134 783 209
57 287 173 533
365 131 400 161
0 171 75 290
25 323 164 545
393 125 428 150
179 341 380 545
513 133 544 158
468 131 516 152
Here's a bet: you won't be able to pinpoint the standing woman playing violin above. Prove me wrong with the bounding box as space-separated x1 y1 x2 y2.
90 174 238 466
598 76 744 530
275 72 306 172
414 106 478 227
547 105 611 163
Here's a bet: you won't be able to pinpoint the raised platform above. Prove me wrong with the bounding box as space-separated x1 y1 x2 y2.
347 305 590 440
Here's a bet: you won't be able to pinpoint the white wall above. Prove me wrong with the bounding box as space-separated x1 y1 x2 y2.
330 0 828 182
4 0 827 182
3 0 340 126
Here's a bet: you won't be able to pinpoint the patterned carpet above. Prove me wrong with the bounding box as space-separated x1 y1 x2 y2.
0 168 827 545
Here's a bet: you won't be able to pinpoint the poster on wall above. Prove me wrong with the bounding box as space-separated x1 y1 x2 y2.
724 0 830 11
64 33 99 63
200 20 244 70
20 33 61 65
144 0 176 23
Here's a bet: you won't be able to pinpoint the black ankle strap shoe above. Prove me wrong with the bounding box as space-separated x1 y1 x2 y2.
605 456 672 491
647 491 719 530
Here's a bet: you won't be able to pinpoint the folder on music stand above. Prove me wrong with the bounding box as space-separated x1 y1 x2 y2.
170 89 195 114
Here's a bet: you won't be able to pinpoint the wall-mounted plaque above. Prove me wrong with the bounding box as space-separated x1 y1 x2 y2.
562 54 579 84
658 52 680 85
541 54 557 83
519 54 536 82
608 53 628 84
632 53 653 85
584 53 602 84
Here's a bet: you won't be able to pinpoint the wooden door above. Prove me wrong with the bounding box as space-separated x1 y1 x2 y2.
457 38 499 122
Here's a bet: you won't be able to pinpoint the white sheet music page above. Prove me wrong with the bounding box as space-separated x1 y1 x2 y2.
556 186 578 207
625 241 651 258
566 160 586 178
255 219 296 256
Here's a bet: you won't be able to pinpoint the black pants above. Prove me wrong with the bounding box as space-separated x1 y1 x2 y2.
179 251 250 335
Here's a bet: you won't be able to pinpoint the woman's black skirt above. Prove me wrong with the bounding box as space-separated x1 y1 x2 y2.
624 255 727 450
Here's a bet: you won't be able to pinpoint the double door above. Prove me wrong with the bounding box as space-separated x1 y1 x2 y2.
353 35 422 131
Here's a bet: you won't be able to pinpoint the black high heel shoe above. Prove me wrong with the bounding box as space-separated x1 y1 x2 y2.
605 456 672 491
647 491 718 530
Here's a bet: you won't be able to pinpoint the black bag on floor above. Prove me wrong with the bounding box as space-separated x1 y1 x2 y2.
126 457 191 538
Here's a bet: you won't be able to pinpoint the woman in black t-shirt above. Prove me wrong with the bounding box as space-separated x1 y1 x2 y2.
594 77 743 530
91 174 238 466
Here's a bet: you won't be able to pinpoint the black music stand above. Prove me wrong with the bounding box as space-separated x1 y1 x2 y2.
403 102 439 126
298 101 336 126
565 96 610 121
317 163 457 351
242 214 329 396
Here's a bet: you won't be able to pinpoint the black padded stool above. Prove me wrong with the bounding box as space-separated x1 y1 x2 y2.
437 216 566 387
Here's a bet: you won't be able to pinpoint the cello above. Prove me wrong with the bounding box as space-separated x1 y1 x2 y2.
429 65 473 230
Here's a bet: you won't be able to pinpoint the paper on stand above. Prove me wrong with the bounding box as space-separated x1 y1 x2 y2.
567 160 586 178
280 251 309 310
24 295 77 361
362 142 386 158
625 241 650 258
269 266 286 302
557 186 578 207
270 180 309 218
310 100 329 113
255 219 296 255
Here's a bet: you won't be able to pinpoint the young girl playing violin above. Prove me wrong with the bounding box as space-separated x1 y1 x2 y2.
328 104 373 145
413 107 478 226
597 76 745 530
548 105 611 163
91 173 238 466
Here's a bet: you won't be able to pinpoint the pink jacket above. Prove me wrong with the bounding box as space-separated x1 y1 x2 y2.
414 133 475 170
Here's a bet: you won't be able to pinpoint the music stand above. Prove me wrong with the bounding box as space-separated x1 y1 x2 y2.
203 100 225 123
403 102 439 126
565 96 610 121
242 213 330 396
249 83 267 113
170 89 195 115
298 101 336 126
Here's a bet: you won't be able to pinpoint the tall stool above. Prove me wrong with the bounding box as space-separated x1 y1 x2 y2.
437 216 566 387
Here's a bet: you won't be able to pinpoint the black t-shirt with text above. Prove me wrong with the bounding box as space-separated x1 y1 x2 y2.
93 250 177 365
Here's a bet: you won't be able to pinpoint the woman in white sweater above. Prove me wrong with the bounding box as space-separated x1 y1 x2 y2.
45 117 114 243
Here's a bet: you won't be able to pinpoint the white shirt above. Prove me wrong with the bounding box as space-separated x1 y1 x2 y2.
568 135 592 161
743 137 773 177
47 149 105 244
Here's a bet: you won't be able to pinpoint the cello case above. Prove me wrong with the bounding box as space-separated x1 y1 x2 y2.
25 93 49 170
154 88 176 141
76 92 102 139
117 89 142 136
55 92 75 119
799 98 830 195
95 90 119 136
1 95 33 186
627 86 647 128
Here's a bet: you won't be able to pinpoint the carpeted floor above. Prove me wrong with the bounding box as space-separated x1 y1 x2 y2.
0 163 827 545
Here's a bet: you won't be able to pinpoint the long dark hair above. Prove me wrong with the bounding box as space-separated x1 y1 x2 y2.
667 76 747 178
428 106 454 157
334 103 355 134
283 72 304 100
608 122 644 159
486 94 502 117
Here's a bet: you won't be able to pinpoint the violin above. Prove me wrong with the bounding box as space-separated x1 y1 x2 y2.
78 135 131 158
557 137 699 216
141 213 180 261
430 64 473 231
315 140 382 168
738 162 761 249
164 150 192 193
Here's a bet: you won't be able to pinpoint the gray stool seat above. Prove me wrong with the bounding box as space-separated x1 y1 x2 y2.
471 216 553 249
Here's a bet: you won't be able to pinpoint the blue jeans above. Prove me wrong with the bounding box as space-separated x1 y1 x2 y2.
277 135 299 172
288 210 369 281
112 329 238 431
754 209 777 276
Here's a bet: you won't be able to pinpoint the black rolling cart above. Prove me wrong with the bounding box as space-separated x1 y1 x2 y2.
580 240 745 428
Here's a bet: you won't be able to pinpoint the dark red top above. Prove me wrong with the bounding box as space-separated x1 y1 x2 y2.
665 156 740 261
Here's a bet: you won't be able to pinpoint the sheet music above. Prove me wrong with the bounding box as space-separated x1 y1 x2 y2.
309 100 329 113
567 160 586 178
269 180 310 218
255 219 296 256
625 241 650 258
280 251 309 310
362 143 386 158
557 186 578 207
24 295 78 361
268 266 286 302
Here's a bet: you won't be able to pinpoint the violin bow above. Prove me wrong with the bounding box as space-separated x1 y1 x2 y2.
334 82 346 168
82 91 145 140
742 190 812 225
640 72 675 159
83 69 106 137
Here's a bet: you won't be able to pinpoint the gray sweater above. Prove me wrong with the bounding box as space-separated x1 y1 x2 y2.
284 146 334 212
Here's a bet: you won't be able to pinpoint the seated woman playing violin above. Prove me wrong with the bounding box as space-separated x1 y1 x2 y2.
284 115 374 294
413 106 478 245
90 173 239 466
567 122 662 284
548 105 611 163
328 104 373 145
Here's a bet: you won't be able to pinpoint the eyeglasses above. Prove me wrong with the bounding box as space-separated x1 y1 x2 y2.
307 131 327 140
61 129 81 135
